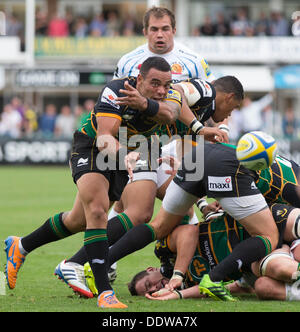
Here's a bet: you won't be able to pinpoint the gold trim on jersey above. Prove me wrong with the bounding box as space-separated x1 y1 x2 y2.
96 112 122 122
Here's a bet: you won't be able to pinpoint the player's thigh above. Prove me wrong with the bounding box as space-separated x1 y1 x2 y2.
77 172 110 215
150 207 184 239
240 208 279 249
218 194 279 248
122 179 157 213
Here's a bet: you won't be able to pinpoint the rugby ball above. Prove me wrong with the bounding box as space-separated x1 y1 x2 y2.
236 131 277 171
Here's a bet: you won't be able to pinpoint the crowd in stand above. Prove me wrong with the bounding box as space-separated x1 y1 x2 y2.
192 9 293 37
0 95 297 141
0 97 94 140
3 7 297 38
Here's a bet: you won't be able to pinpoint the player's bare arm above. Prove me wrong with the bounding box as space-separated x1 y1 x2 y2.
117 80 179 124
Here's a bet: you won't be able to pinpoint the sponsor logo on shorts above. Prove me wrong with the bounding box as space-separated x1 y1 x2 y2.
208 176 232 191
77 157 88 166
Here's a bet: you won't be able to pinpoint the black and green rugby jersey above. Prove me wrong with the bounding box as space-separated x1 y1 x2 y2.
256 155 299 204
157 78 216 139
78 76 182 146
214 144 300 206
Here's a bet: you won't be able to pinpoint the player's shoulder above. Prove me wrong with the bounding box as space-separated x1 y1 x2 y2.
174 41 206 61
116 44 148 66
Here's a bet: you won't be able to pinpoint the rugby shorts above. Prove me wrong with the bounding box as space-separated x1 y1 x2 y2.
70 131 129 202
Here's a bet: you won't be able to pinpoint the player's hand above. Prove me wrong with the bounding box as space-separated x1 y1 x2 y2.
165 278 182 291
199 127 228 143
116 81 148 110
202 201 222 216
145 289 179 301
157 155 181 175
124 151 140 181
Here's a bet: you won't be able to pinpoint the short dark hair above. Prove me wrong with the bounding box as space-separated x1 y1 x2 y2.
139 56 171 78
127 270 149 296
143 6 176 31
213 76 244 100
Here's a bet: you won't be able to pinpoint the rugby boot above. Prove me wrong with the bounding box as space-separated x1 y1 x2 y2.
97 290 128 309
4 236 26 289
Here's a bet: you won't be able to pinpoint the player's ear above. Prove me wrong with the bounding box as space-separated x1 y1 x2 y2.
226 92 235 103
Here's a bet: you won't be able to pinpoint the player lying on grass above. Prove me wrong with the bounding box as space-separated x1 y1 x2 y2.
123 201 300 301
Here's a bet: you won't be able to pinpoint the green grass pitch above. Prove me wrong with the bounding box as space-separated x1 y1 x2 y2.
1 165 300 313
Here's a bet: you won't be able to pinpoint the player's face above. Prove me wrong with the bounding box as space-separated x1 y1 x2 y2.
137 68 172 101
144 14 176 54
213 93 241 122
134 268 169 296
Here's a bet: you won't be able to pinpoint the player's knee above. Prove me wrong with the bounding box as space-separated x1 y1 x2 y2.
254 277 272 300
88 203 108 223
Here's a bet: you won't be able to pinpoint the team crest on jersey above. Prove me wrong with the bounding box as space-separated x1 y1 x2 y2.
166 89 182 104
171 63 183 75
101 87 120 109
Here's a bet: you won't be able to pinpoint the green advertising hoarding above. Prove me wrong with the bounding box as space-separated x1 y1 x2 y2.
35 37 146 58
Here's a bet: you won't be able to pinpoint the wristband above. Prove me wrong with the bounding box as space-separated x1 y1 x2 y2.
171 270 185 282
172 289 183 299
196 198 208 213
189 119 204 135
144 98 159 117
218 124 230 134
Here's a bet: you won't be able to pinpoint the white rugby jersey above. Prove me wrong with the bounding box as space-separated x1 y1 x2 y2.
113 41 214 82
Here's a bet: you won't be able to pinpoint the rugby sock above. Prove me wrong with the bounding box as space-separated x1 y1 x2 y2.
20 213 72 253
108 224 156 266
209 236 272 282
67 213 134 265
84 229 112 294
107 213 134 245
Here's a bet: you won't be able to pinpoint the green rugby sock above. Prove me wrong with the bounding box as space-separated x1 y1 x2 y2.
108 223 156 266
67 213 134 265
107 213 134 245
209 236 272 282
84 229 111 294
21 213 72 253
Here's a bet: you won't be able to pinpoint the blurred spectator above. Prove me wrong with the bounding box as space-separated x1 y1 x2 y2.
83 99 95 114
227 109 243 142
74 17 88 38
6 13 23 37
89 13 107 36
255 12 271 36
39 104 57 138
35 10 48 35
122 15 137 36
54 105 75 138
282 106 297 138
74 105 86 129
230 8 254 36
106 11 121 36
23 103 38 138
269 11 290 36
48 14 69 37
214 13 230 36
11 96 24 120
199 15 216 36
0 103 22 138
240 94 273 133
